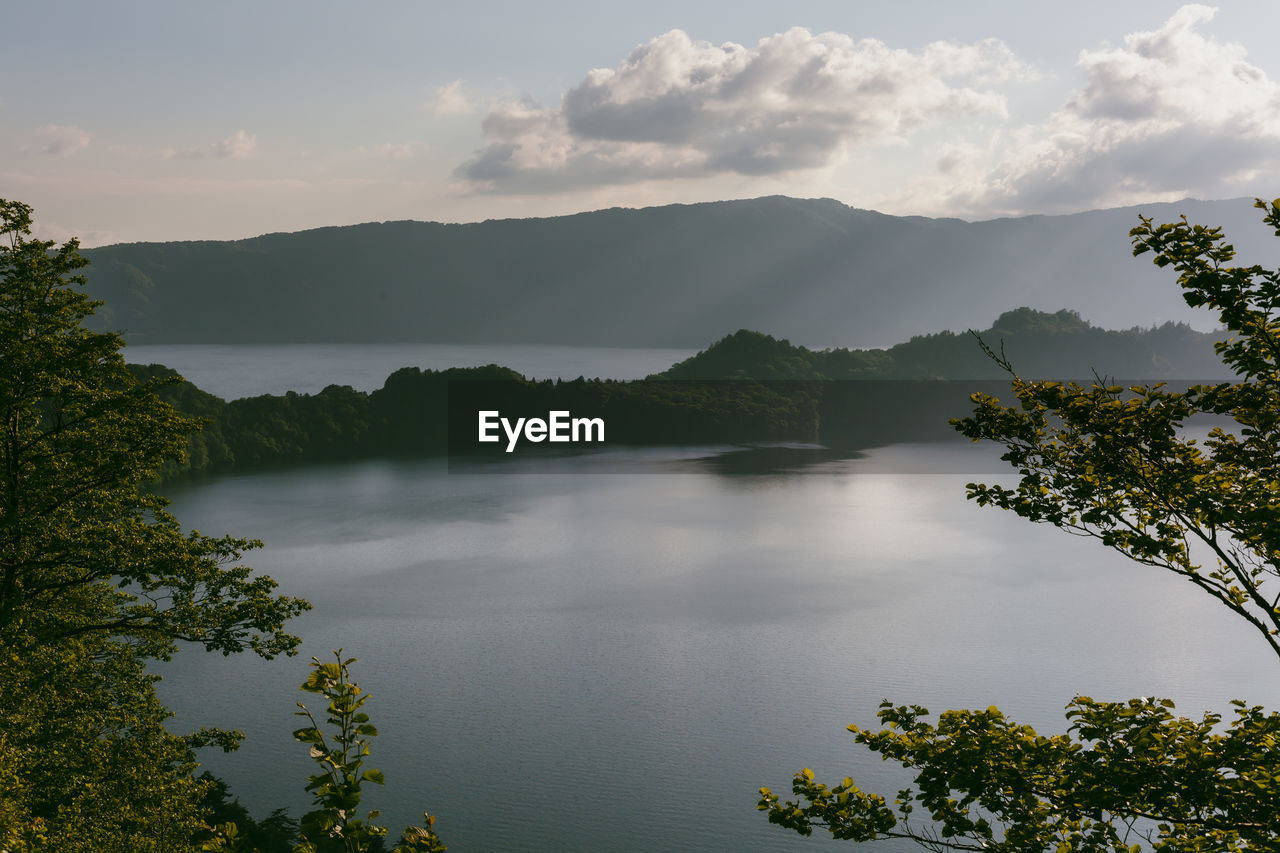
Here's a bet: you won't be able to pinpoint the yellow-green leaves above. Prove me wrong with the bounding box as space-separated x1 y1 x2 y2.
0 198 309 851
766 696 1280 850
765 201 1280 850
291 652 446 853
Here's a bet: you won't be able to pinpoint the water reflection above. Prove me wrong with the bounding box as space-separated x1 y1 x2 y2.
690 443 859 475
156 443 1280 852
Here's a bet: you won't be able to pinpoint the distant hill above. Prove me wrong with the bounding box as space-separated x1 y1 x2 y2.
657 310 1231 380
82 195 1280 348
133 309 1235 479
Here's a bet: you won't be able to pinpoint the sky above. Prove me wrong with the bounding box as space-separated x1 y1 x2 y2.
4 1 1280 246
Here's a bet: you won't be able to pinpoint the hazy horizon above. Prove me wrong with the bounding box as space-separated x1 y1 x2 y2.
78 190 1260 249
8 2 1280 246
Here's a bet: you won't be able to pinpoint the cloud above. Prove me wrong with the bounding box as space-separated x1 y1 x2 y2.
944 5 1280 215
35 125 90 156
212 129 258 158
165 130 258 160
457 27 1025 193
371 142 422 159
434 80 474 116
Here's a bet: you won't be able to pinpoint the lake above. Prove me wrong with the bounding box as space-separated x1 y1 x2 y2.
155 441 1280 852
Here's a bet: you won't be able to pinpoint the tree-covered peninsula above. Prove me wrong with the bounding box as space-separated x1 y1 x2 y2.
657 309 1229 380
135 307 1231 480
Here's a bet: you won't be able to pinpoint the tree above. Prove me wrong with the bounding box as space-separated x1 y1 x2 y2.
758 199 1280 850
290 652 446 853
204 652 447 853
0 198 310 848
0 198 308 658
0 636 233 852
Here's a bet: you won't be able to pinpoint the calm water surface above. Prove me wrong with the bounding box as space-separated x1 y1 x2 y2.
156 442 1280 852
124 343 697 399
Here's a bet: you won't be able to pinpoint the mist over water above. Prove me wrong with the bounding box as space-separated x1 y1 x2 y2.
156 443 1279 852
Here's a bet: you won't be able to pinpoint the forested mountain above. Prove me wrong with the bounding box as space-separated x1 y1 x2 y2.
136 308 1234 479
82 196 1280 348
657 309 1232 380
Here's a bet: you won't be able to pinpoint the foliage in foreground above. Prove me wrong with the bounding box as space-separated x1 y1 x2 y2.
198 775 299 853
205 653 446 853
0 197 308 849
763 698 1280 851
0 637 237 852
760 202 1280 850
0 198 309 659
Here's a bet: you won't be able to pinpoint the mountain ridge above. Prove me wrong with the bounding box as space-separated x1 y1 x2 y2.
81 194 1280 348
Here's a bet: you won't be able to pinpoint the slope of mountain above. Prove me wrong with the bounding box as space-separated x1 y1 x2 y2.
82 195 1280 348
657 309 1231 380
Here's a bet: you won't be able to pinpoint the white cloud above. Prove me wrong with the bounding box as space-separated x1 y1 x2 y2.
212 130 258 158
165 129 258 160
457 27 1026 193
434 80 474 116
936 5 1280 216
370 142 424 159
34 125 90 156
